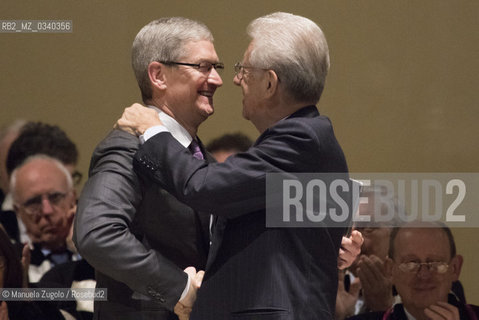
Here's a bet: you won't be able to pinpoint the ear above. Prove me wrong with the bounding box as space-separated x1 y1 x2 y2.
147 61 167 91
264 69 279 99
67 190 77 219
449 254 463 281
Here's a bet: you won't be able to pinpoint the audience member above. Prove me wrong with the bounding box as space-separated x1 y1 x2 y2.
4 122 81 245
348 221 479 320
10 155 82 280
0 120 27 241
336 186 396 319
206 132 252 162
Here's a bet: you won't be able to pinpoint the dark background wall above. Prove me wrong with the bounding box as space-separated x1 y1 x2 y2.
1 0 477 301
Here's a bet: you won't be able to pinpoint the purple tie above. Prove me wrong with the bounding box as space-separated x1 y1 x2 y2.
189 139 204 160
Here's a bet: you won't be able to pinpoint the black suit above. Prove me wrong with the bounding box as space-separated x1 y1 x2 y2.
73 130 211 320
134 106 349 319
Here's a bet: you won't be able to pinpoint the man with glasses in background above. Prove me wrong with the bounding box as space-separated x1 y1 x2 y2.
10 154 95 319
348 221 479 320
10 155 79 282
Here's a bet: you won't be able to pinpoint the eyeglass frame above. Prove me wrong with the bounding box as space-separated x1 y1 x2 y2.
396 260 450 274
15 191 72 219
234 62 275 81
159 61 224 73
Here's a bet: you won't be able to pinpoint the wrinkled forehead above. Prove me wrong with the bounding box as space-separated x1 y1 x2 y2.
394 228 451 259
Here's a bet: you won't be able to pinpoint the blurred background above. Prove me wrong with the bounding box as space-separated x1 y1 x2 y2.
1 0 477 301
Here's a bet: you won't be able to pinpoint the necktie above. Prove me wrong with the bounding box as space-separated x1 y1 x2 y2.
189 139 204 160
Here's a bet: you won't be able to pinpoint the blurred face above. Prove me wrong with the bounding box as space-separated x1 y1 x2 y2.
13 159 75 250
0 130 19 193
233 42 267 123
350 198 391 274
163 40 223 128
389 228 461 313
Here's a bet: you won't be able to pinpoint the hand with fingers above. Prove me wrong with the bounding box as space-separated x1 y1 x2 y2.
174 266 205 320
338 230 364 270
356 254 393 311
115 103 162 136
335 270 361 320
424 301 460 320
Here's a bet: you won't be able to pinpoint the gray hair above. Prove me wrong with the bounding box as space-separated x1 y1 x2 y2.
247 12 330 103
132 17 214 102
10 154 73 202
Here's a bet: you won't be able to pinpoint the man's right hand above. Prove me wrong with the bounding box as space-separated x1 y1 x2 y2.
115 103 162 136
174 267 205 320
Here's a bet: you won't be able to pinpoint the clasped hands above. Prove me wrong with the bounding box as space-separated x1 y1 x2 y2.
174 267 205 320
115 103 161 136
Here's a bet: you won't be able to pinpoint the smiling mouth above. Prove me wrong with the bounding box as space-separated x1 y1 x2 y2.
413 285 436 291
199 91 214 97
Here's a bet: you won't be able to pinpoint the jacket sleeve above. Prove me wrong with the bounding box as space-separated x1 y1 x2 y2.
133 120 325 218
73 130 186 310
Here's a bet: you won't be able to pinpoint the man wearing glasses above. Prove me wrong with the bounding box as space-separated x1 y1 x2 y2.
10 155 78 283
349 221 479 320
117 12 356 320
74 17 223 320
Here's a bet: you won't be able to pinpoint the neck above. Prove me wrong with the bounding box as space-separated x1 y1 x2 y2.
41 241 67 252
253 101 315 134
404 305 429 320
149 98 199 138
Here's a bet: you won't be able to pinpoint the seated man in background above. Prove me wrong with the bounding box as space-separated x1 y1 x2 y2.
0 119 27 242
10 155 95 319
348 221 478 320
336 186 396 319
4 121 81 245
206 132 252 163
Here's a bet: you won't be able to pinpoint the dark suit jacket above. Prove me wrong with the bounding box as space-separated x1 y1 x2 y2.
73 130 211 320
134 106 350 319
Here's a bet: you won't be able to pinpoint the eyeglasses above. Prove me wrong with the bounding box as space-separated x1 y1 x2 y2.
397 261 449 274
160 61 224 73
234 62 271 80
17 192 69 218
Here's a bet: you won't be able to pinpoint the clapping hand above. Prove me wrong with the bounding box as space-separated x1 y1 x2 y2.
338 230 363 270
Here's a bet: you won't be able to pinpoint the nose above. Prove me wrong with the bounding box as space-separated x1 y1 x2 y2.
208 68 223 87
233 73 242 86
41 196 55 215
416 264 433 279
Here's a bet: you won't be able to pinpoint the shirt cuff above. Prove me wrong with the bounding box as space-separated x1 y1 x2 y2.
139 125 169 144
179 272 191 302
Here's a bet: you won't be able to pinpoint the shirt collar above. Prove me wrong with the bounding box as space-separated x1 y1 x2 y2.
148 105 193 148
1 193 13 211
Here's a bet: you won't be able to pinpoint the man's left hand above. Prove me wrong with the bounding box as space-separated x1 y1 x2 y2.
115 103 162 136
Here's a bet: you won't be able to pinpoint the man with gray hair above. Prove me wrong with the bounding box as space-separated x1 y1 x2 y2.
118 12 351 320
10 155 77 282
74 17 223 320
